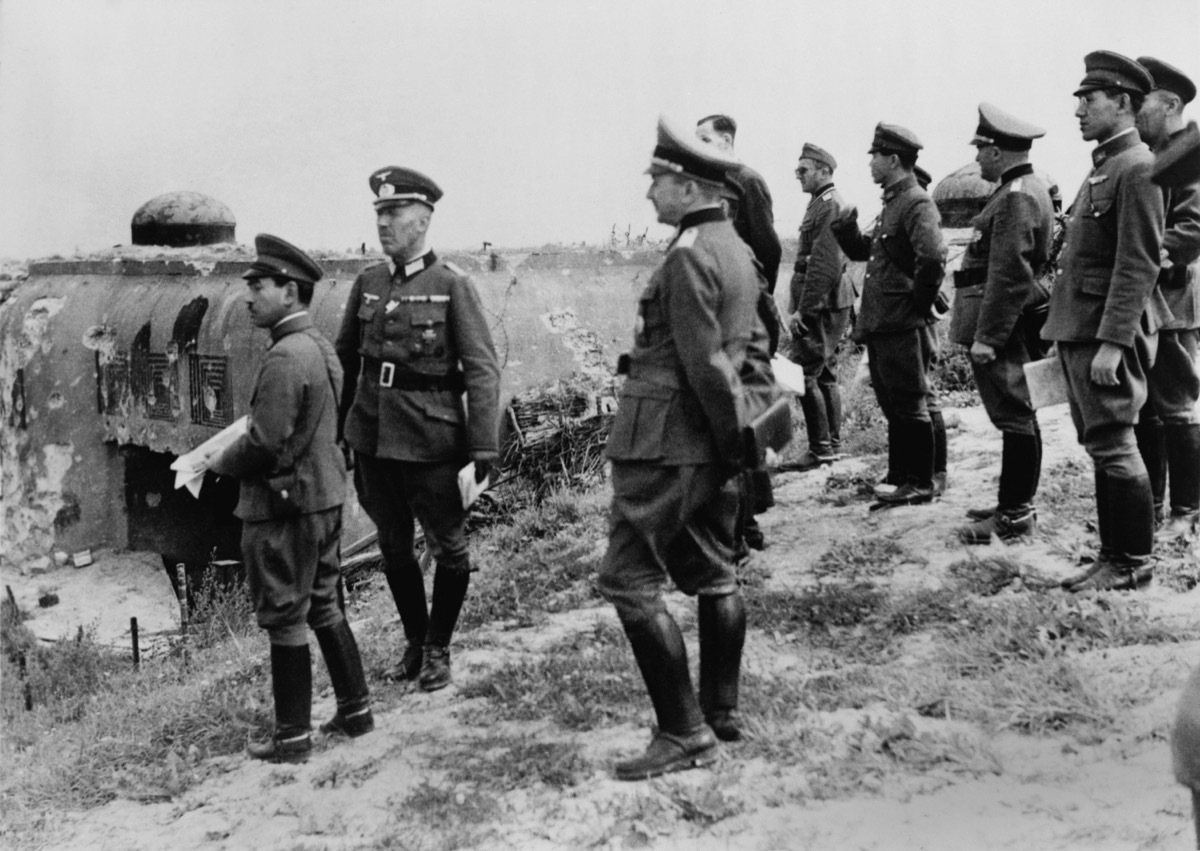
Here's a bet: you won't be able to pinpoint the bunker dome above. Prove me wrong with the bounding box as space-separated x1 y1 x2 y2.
131 191 237 247
931 163 1062 228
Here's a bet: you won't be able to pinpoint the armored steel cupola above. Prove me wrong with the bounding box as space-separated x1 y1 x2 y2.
931 163 995 228
130 191 236 247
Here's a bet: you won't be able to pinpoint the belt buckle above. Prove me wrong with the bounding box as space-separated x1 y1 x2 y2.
379 362 395 388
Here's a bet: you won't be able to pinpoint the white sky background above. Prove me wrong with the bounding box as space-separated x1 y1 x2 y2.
0 0 1197 259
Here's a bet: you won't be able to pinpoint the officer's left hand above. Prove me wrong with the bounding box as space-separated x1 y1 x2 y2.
473 459 492 484
969 341 996 365
1090 342 1123 386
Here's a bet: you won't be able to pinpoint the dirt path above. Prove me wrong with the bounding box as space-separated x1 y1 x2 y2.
13 402 1200 851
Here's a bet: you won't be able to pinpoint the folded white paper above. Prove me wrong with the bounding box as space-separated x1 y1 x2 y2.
171 415 248 497
770 354 807 396
1023 357 1070 409
458 461 490 510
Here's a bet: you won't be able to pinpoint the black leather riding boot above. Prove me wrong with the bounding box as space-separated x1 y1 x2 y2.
1107 469 1156 560
821 382 843 454
1165 423 1200 517
698 593 746 741
930 410 947 479
421 560 471 692
621 610 706 736
799 377 832 456
997 431 1040 512
315 620 373 737
249 643 313 763
382 552 429 647
1135 419 1167 523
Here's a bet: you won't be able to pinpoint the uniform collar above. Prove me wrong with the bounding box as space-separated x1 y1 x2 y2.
997 163 1035 188
676 206 727 233
269 310 312 342
882 173 917 203
1091 127 1140 167
814 183 837 200
388 249 437 281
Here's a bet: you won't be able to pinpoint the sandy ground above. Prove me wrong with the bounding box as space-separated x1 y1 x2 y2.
7 401 1200 850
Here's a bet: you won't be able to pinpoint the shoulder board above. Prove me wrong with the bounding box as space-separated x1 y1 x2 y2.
443 260 468 278
672 228 699 250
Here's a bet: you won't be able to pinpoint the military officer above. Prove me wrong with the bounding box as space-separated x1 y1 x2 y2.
954 103 1056 544
1134 57 1200 538
336 168 501 690
696 114 783 290
1153 121 1200 188
831 123 948 507
600 116 762 780
788 143 854 468
1046 52 1166 592
208 235 372 763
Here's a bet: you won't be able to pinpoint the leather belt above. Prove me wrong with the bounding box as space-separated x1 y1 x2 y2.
362 357 464 391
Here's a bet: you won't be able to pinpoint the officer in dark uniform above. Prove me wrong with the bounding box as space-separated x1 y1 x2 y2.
1134 57 1200 538
1046 52 1167 592
1153 120 1200 188
696 114 783 289
209 235 372 763
831 124 948 507
954 103 1055 544
788 143 854 468
336 168 501 690
600 116 761 780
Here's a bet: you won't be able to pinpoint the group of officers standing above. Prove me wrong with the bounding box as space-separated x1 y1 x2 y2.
196 47 1200 780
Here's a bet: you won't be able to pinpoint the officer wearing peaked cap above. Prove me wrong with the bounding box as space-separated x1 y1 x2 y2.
952 104 1056 546
1134 57 1200 539
335 166 500 692
831 122 948 508
600 115 773 780
209 234 373 762
788 141 855 470
1046 51 1166 592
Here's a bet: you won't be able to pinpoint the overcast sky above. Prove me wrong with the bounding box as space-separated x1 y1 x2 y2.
1 0 1197 259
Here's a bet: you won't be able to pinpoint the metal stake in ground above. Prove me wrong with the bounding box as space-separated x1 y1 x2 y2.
175 563 189 666
131 616 140 668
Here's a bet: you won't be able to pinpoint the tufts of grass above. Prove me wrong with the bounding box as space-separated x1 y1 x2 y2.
459 488 609 630
948 554 1032 596
427 733 591 791
395 780 502 845
813 535 925 581
186 562 257 651
457 621 643 730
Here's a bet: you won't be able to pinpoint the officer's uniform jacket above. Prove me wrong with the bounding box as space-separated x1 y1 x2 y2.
336 252 501 463
210 313 346 522
834 173 947 339
951 164 1054 348
606 207 759 467
727 163 783 292
1157 128 1200 330
1043 129 1167 345
788 183 854 317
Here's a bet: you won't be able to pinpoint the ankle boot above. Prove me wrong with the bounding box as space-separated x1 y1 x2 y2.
249 643 313 763
315 620 374 737
1135 418 1167 526
615 610 715 780
698 594 746 741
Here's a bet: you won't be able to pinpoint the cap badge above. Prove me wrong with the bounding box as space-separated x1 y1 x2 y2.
378 183 395 198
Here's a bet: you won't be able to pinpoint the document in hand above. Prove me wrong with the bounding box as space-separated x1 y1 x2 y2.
170 415 248 497
457 461 490 510
770 354 807 396
1023 357 1069 409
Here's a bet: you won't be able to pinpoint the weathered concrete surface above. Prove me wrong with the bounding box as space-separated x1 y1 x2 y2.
0 248 659 567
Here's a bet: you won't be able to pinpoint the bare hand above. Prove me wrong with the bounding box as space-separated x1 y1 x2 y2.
1090 342 1123 386
789 312 808 337
969 341 996 364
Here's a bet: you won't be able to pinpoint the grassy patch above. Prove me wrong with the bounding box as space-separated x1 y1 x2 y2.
812 535 925 581
457 622 643 730
427 733 591 791
459 489 609 630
